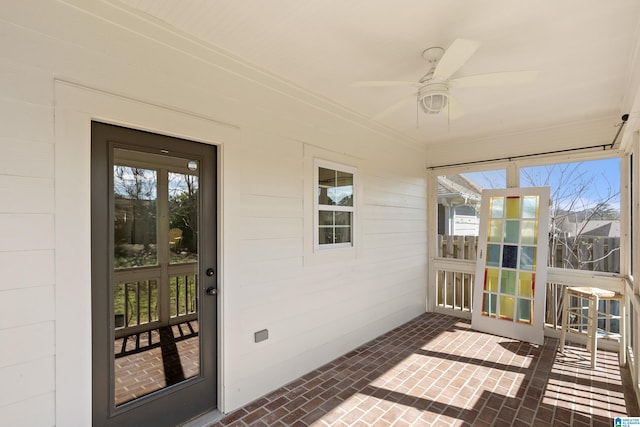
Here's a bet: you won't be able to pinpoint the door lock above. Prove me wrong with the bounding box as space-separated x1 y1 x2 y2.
206 268 215 277
206 286 217 296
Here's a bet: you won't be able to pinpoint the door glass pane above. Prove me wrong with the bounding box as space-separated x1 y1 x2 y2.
114 165 158 268
517 298 532 323
506 196 520 219
485 268 499 292
113 151 201 407
488 220 503 242
169 171 199 264
504 220 520 244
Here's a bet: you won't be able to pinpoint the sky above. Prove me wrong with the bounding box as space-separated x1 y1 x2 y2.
462 157 621 213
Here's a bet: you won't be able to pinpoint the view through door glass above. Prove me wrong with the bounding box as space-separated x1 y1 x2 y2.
113 151 201 405
92 122 217 426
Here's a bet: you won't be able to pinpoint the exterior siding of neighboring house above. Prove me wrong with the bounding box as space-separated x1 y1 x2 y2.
0 2 428 425
436 175 482 236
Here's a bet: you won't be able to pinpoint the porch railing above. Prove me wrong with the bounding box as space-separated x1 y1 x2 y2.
114 262 198 337
434 235 623 346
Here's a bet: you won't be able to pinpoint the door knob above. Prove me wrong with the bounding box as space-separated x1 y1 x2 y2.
206 286 217 296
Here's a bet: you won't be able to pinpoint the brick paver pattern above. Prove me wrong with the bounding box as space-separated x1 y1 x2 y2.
114 320 199 405
211 313 638 426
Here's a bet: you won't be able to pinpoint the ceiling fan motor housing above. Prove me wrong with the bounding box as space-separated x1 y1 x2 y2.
419 83 449 114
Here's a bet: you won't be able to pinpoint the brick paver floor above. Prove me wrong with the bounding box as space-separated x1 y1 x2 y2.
115 320 200 405
210 313 638 426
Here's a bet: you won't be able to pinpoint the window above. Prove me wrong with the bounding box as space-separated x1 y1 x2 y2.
520 158 620 272
315 160 355 249
436 170 506 260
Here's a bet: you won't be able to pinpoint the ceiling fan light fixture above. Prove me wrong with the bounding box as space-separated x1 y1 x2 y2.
419 83 449 114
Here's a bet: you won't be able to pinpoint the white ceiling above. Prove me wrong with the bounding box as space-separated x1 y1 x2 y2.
113 0 640 146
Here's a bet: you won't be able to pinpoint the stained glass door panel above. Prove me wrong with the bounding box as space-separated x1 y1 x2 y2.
472 187 549 345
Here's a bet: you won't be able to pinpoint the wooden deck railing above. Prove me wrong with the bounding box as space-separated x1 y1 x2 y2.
435 235 622 337
114 262 198 337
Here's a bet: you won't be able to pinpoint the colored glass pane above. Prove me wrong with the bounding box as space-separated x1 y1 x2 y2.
520 220 537 245
522 196 539 219
502 245 518 269
517 272 534 298
488 220 503 243
485 268 499 292
499 295 515 321
490 197 504 218
483 292 496 316
517 299 532 324
520 246 536 270
504 220 520 244
487 244 501 267
500 270 516 295
506 196 520 219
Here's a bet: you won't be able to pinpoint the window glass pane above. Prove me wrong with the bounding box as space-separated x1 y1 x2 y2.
114 166 157 268
521 158 620 272
168 171 199 264
319 167 335 186
319 228 333 245
334 227 351 243
319 210 334 226
335 211 351 226
436 170 504 260
336 171 354 207
318 167 354 207
318 167 336 205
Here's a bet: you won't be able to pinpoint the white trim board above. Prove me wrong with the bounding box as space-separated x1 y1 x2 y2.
54 80 237 426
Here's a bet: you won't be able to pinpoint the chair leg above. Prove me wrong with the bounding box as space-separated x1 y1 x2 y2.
589 295 598 369
620 296 627 367
559 287 570 353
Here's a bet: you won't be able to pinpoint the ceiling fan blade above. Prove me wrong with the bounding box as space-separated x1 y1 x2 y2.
372 94 416 120
447 95 465 119
433 39 480 81
352 80 419 87
449 71 539 88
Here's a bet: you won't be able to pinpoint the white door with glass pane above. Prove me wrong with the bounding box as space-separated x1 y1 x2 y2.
472 187 550 345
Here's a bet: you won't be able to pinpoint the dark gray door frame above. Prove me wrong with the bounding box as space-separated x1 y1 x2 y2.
91 121 218 426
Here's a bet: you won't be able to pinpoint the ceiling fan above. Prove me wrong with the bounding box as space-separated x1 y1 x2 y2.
353 39 538 121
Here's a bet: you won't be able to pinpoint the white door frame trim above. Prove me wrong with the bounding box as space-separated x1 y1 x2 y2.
54 79 236 426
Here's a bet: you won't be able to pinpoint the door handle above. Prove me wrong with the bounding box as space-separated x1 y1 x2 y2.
206 286 217 296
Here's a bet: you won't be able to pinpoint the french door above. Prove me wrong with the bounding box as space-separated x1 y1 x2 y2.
472 187 550 345
91 122 217 426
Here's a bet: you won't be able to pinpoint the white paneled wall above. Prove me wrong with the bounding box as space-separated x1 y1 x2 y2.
0 1 427 425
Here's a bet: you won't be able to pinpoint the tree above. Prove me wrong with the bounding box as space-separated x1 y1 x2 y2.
520 161 620 272
169 173 199 254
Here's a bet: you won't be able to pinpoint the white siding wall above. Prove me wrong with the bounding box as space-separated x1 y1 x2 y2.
0 1 427 425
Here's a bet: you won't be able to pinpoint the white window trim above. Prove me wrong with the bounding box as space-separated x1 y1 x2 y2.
314 158 357 252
